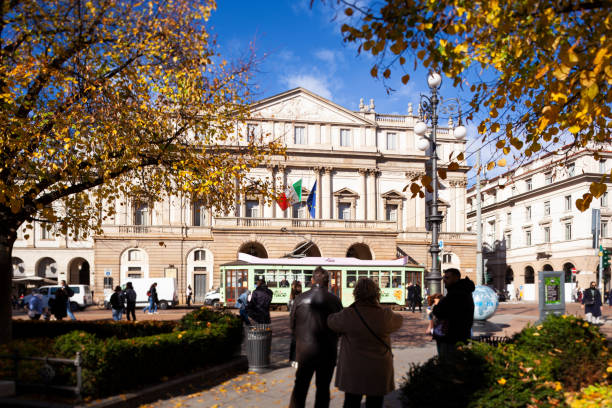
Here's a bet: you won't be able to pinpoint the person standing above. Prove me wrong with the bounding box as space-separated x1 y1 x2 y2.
186 285 193 308
246 278 273 324
328 277 403 408
288 281 303 368
26 289 44 320
236 289 251 325
110 286 125 321
582 282 603 324
414 282 422 312
289 267 343 408
60 280 77 320
143 283 158 314
432 269 475 358
406 281 415 312
50 287 68 320
124 282 137 321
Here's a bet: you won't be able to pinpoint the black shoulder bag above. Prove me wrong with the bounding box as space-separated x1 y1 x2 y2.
352 305 393 356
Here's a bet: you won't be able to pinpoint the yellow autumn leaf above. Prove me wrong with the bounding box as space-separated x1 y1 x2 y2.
498 158 507 167
487 161 495 171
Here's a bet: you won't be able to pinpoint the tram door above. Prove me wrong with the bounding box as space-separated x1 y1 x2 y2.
225 269 247 304
329 270 341 298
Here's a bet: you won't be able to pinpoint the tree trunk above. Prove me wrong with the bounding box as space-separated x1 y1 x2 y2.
0 223 17 344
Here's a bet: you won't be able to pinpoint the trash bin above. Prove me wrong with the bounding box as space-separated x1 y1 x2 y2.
246 323 272 372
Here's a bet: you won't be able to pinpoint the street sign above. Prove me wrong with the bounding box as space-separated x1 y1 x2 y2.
571 267 577 274
104 269 111 277
438 240 444 249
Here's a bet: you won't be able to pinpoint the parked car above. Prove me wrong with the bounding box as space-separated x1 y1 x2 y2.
104 277 178 310
23 284 94 311
204 288 221 307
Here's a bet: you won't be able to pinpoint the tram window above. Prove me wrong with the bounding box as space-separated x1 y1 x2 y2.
358 270 368 279
347 271 357 288
304 271 313 287
370 270 380 286
265 270 278 288
289 270 302 285
380 271 390 288
278 270 290 287
392 271 402 288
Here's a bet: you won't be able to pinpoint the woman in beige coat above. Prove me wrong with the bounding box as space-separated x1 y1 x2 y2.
327 277 403 408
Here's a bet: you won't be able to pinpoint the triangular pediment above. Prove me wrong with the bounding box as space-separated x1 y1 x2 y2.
333 187 359 197
250 88 375 126
382 189 404 199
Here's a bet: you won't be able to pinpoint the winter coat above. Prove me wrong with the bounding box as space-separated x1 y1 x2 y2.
328 301 403 396
110 292 125 310
124 288 137 303
432 277 475 345
290 285 342 364
582 287 603 317
246 285 273 324
50 289 68 319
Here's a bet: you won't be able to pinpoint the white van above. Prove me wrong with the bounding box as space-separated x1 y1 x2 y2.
105 277 178 309
24 285 94 311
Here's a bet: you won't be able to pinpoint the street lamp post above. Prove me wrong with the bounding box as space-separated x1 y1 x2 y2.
415 73 466 295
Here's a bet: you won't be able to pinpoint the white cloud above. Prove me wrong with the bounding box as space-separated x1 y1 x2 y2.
282 74 333 99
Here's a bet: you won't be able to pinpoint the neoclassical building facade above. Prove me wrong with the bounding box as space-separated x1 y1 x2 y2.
13 88 475 303
466 144 612 299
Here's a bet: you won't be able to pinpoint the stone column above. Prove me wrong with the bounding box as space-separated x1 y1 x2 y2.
398 200 404 231
367 169 377 221
359 169 367 220
322 167 332 219
315 166 323 219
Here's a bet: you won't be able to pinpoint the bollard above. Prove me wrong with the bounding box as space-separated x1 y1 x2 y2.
245 323 272 372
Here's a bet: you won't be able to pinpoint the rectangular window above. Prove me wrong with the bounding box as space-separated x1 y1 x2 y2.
512 186 517 196
340 129 351 147
525 206 531 221
506 233 512 249
545 172 552 185
544 201 550 215
246 200 259 218
40 223 51 240
565 195 572 211
507 212 512 225
103 277 113 290
487 221 496 245
600 160 606 173
292 202 308 218
602 221 608 238
294 126 306 144
526 230 532 246
567 163 575 177
194 250 206 261
565 222 572 240
602 192 608 207
127 266 142 279
133 202 149 226
386 132 397 150
338 202 351 219
386 204 398 221
526 178 532 191
192 200 205 226
247 124 258 142
544 226 550 243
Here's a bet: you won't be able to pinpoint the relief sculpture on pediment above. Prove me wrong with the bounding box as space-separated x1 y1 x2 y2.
255 96 363 124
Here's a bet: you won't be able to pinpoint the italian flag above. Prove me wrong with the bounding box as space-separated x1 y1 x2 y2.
277 179 302 211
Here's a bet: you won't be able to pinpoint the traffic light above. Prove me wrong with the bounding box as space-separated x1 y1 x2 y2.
603 249 610 268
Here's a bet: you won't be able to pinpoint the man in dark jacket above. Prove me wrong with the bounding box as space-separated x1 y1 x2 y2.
246 278 273 324
289 267 343 408
582 281 603 324
432 269 475 358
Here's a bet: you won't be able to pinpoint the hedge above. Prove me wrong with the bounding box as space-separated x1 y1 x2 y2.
12 319 177 339
399 314 611 408
2 308 243 397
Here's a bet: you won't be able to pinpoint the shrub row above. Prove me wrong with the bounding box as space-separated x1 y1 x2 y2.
399 314 611 408
3 308 243 397
12 319 177 339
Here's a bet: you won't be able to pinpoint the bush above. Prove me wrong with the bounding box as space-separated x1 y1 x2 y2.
565 383 612 407
13 319 177 339
178 307 239 330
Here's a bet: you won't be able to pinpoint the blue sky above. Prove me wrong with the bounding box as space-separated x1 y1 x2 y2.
210 1 502 182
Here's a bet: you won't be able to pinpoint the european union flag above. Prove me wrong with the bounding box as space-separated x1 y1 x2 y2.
306 181 317 218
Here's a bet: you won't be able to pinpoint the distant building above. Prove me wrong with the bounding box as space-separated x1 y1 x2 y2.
13 88 475 302
467 144 612 300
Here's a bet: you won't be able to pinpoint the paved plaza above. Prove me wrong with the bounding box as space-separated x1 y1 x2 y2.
135 302 612 408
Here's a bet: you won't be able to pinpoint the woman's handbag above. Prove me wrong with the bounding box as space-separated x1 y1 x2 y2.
433 319 449 338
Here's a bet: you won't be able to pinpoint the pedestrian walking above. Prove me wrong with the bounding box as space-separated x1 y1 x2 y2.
582 282 603 324
124 282 137 321
110 285 125 321
49 287 68 320
432 269 475 359
289 267 342 408
186 285 193 308
60 280 77 320
288 281 303 367
143 283 158 314
414 282 422 312
26 289 44 320
328 277 403 408
236 289 251 325
246 277 273 324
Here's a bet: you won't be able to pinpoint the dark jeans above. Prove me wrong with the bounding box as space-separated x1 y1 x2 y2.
125 302 136 321
436 340 456 359
186 295 192 307
289 359 335 408
343 393 384 408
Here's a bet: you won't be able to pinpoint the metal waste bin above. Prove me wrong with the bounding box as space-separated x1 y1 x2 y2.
246 323 272 372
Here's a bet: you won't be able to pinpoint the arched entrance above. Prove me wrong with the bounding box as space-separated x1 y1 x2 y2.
505 267 514 284
524 266 535 284
36 257 58 281
239 241 268 258
543 264 554 271
346 243 372 260
68 258 90 285
12 257 25 277
293 241 321 257
563 262 575 283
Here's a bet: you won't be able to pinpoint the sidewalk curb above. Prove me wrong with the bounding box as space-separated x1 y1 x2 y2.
78 356 248 408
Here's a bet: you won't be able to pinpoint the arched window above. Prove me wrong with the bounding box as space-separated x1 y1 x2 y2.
524 266 535 284
128 249 143 261
194 250 206 261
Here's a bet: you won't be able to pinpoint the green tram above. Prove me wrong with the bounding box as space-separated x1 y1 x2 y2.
220 253 425 308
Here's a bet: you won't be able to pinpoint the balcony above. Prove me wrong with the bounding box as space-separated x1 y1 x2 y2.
100 225 212 238
213 217 398 231
535 242 552 259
